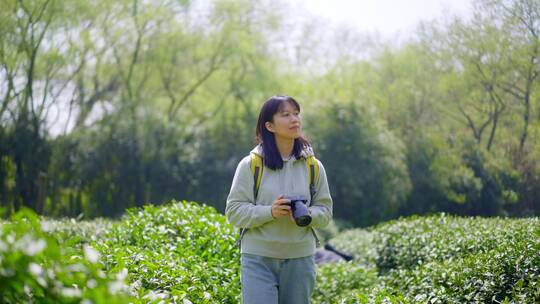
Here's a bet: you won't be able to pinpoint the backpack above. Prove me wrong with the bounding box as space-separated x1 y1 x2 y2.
234 153 322 248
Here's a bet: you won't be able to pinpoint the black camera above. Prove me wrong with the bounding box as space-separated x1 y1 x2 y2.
284 195 311 227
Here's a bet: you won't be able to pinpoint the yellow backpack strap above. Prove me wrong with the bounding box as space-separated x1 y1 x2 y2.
306 155 321 248
236 153 264 249
306 156 319 201
250 153 264 200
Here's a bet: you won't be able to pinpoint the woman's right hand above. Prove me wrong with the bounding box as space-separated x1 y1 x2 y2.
271 195 291 218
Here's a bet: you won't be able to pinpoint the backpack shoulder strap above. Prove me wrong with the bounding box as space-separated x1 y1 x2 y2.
305 156 319 201
250 153 264 200
305 155 321 248
236 153 264 249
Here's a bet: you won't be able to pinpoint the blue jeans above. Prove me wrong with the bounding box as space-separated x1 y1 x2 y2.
240 253 316 304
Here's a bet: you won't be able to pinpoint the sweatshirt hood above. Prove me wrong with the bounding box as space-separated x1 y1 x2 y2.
250 143 315 161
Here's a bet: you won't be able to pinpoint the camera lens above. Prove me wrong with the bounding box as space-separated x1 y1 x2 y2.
295 215 312 227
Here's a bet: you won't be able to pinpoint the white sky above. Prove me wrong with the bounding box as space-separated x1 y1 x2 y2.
291 0 473 37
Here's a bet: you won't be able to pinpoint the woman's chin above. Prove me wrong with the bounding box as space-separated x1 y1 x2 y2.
276 132 301 140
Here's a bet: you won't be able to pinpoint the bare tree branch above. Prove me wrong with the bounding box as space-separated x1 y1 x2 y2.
166 34 228 121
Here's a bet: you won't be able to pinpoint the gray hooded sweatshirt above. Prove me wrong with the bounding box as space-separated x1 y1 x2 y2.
225 145 333 259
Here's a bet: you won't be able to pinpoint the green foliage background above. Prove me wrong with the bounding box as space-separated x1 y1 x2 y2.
1 0 539 226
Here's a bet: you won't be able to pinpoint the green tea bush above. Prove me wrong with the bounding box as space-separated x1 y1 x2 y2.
4 203 538 303
329 228 377 267
315 218 341 244
373 214 540 303
41 217 113 245
313 262 378 303
313 261 407 304
384 232 540 303
0 208 132 303
315 228 407 304
95 200 240 303
373 213 538 272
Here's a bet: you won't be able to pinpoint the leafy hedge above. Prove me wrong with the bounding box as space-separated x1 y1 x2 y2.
328 228 377 267
41 217 112 245
0 201 241 303
374 214 538 272
384 237 540 303
314 262 378 303
0 209 131 303
94 200 241 303
373 214 540 303
313 262 406 304
3 204 539 303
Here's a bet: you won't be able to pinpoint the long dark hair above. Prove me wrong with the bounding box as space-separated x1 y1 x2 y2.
255 95 311 170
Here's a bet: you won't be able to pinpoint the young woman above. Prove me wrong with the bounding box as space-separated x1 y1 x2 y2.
225 95 333 304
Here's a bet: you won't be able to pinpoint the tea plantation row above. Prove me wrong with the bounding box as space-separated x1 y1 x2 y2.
328 214 540 303
0 201 538 303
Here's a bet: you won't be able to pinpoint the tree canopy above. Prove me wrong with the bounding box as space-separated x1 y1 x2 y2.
1 0 539 226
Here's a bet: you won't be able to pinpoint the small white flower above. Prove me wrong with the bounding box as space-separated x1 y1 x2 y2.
40 221 52 232
67 263 86 272
130 279 142 290
87 279 97 288
0 240 8 251
143 290 169 301
143 290 160 301
28 263 43 276
107 281 127 294
36 276 47 288
23 239 46 256
158 225 166 234
116 268 128 280
83 245 100 264
61 287 81 298
47 268 56 280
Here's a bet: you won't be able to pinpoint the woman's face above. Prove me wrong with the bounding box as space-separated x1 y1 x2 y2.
265 101 302 141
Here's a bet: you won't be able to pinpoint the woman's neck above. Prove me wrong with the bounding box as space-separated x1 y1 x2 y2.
275 137 294 159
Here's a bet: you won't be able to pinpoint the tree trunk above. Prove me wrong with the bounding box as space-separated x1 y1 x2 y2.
519 90 530 151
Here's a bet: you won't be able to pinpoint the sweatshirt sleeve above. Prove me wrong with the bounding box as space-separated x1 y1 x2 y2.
225 156 275 229
308 160 333 228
